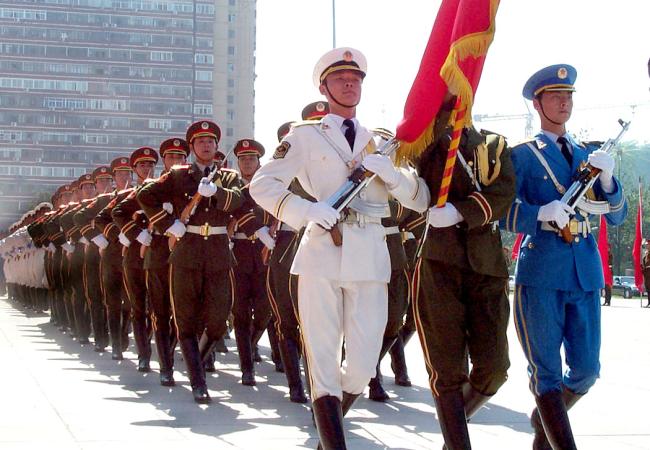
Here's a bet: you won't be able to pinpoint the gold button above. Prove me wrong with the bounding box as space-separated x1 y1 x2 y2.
205 208 209 212
468 161 473 166
204 237 208 241
543 175 548 180
527 242 535 249
574 237 580 243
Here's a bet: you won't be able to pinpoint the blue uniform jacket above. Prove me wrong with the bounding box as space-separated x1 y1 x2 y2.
503 132 627 292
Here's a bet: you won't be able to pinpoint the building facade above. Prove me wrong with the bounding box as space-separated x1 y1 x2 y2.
0 0 256 228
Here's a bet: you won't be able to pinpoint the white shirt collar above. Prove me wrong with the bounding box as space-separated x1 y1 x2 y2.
541 129 571 145
328 114 358 132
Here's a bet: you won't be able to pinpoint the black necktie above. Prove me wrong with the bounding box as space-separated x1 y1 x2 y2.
203 166 210 177
557 136 573 167
343 119 356 151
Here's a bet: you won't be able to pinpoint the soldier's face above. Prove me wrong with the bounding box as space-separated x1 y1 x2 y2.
113 171 132 189
80 183 96 200
163 153 186 171
95 178 112 193
237 155 260 178
534 91 573 125
59 192 73 205
320 70 363 106
192 136 217 164
134 161 155 180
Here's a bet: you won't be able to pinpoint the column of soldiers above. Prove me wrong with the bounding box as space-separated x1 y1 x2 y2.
0 48 630 450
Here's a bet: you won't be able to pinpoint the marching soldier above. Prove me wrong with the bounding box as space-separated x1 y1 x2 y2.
137 120 245 403
112 147 159 372
142 138 190 386
410 95 516 449
250 48 429 448
74 166 113 352
93 157 134 360
229 138 276 386
504 65 628 449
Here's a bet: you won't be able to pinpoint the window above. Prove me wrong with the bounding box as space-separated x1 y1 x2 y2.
227 46 235 56
195 70 212 82
227 95 234 104
193 104 212 115
227 78 235 88
194 53 213 64
149 119 171 130
226 109 234 120
151 51 173 62
226 128 233 137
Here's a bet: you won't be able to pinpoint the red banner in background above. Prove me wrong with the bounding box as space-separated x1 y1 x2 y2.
597 215 613 287
633 180 644 291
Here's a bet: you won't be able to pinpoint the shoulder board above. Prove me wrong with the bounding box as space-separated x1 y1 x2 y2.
370 128 395 140
479 128 505 138
220 167 238 173
117 188 133 195
292 119 321 128
512 138 536 149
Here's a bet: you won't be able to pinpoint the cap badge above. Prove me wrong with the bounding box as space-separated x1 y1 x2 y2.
173 139 180 146
121 158 127 163
201 122 209 130
144 148 150 155
242 140 249 148
557 67 568 79
343 50 353 62
101 168 106 173
316 102 325 112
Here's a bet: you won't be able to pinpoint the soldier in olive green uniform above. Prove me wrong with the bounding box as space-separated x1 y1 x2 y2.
73 166 113 352
93 157 134 360
112 147 159 372
412 113 515 449
137 120 244 403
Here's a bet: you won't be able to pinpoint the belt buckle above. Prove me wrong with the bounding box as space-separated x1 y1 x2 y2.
200 223 210 237
569 220 578 235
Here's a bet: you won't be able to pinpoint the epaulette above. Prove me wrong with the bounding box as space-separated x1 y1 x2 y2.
171 163 191 171
479 128 505 138
292 119 321 128
117 188 133 195
512 138 536 149
220 167 238 173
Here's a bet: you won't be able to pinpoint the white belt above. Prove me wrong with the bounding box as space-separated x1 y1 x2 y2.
340 210 382 226
541 220 590 237
233 232 256 240
186 224 228 237
384 226 400 235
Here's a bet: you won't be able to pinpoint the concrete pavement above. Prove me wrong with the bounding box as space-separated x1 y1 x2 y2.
1 294 649 449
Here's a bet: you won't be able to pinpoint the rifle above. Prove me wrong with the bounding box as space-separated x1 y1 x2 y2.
261 219 279 265
321 137 401 246
554 119 631 243
179 148 234 225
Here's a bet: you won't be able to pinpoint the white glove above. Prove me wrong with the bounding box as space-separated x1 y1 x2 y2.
78 236 89 245
587 150 615 193
427 203 464 228
362 154 400 188
62 242 75 254
47 243 56 253
91 234 109 250
198 177 218 197
162 202 174 214
165 219 186 239
256 226 275 250
305 202 339 228
135 229 152 246
538 200 575 229
118 232 131 247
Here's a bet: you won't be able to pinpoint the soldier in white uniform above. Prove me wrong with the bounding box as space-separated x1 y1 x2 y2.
250 47 429 449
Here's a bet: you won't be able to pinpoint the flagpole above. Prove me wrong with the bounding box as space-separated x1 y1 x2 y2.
436 96 466 207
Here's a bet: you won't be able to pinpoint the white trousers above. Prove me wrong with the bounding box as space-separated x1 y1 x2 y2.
298 274 388 401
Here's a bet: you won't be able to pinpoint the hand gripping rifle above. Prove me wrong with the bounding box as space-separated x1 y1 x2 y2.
320 137 401 246
180 148 234 225
554 119 631 243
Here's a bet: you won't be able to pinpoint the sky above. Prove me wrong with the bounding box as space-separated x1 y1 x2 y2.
253 0 650 160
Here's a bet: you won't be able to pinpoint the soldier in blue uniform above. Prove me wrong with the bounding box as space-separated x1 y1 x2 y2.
503 64 628 449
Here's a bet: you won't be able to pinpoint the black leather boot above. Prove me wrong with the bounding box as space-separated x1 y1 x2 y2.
434 390 471 450
251 326 264 363
462 382 492 421
341 391 360 416
235 327 256 386
313 395 346 450
279 337 307 403
534 389 577 450
108 311 123 361
368 336 397 401
389 334 412 386
179 336 210 403
214 335 228 353
198 332 219 373
531 387 582 450
133 315 152 372
155 329 175 387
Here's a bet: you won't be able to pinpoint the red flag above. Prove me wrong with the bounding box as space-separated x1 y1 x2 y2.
633 179 644 291
597 215 613 287
396 0 499 159
511 233 524 261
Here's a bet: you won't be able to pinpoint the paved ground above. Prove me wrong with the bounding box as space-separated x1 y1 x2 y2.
1 293 649 450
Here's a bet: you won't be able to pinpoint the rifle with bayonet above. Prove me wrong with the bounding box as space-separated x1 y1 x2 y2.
554 118 631 243
320 137 401 246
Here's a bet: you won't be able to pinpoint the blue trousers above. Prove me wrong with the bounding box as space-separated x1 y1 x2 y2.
513 285 600 395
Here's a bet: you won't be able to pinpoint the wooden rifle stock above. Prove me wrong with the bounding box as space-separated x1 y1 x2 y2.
326 166 374 247
557 166 601 243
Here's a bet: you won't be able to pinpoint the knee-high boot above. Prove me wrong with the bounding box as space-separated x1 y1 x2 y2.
279 337 307 403
178 336 210 403
434 390 471 450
